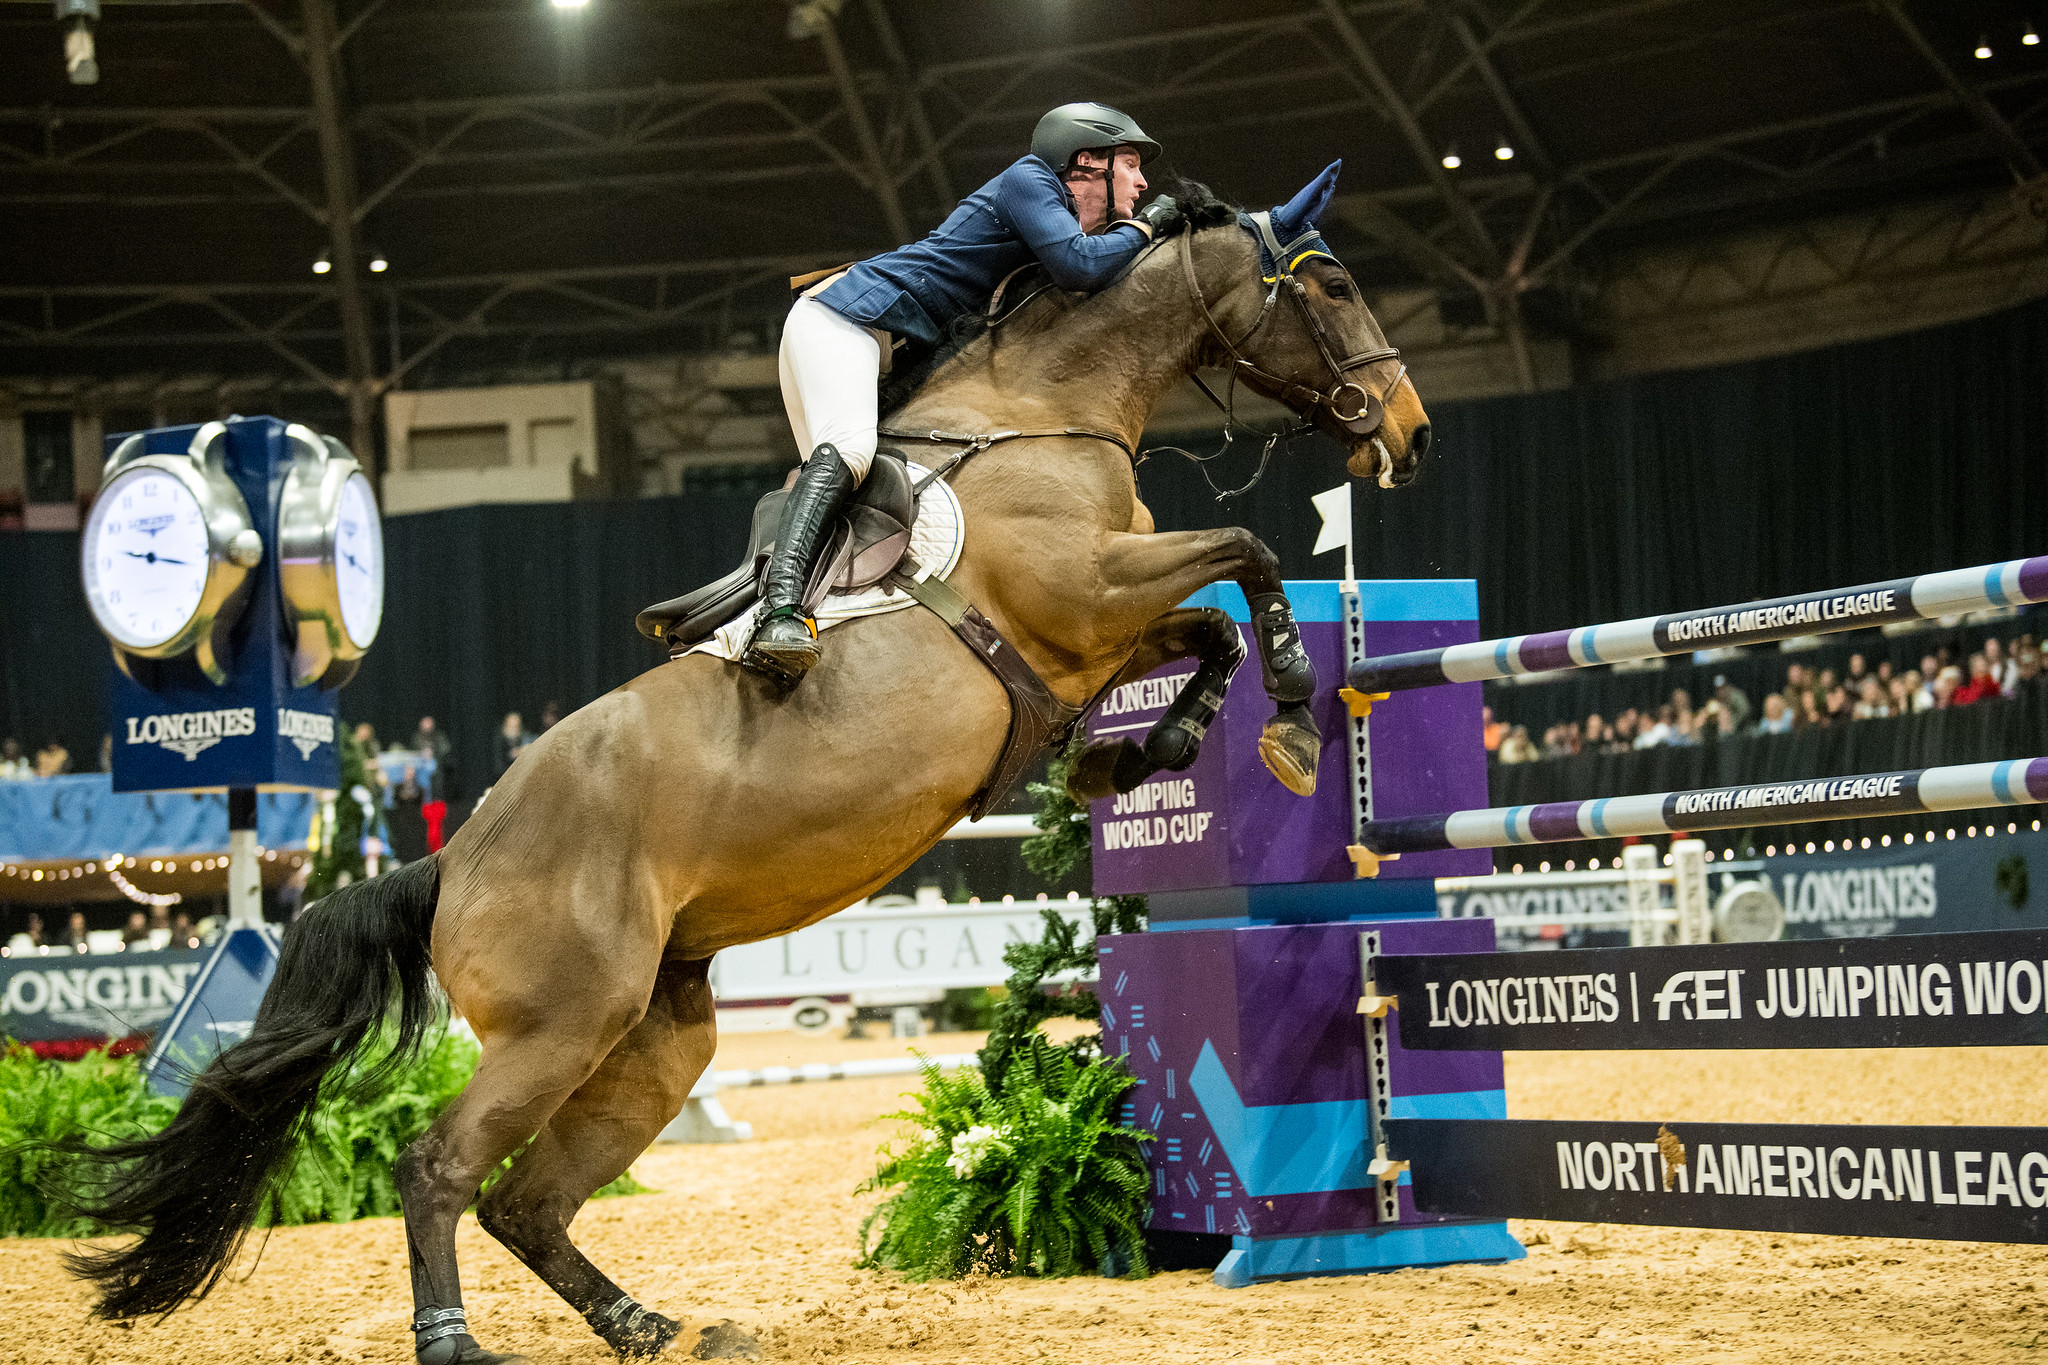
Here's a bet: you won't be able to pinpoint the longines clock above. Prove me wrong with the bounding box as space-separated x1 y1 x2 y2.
81 421 264 684
278 424 385 688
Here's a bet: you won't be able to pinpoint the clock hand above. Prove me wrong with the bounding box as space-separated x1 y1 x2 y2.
124 551 189 565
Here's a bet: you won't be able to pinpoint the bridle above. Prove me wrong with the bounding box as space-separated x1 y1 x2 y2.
1169 211 1409 495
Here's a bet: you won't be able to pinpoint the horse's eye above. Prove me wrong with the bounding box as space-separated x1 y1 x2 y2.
1326 280 1351 300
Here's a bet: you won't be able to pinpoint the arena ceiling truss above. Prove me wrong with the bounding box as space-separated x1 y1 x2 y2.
1 0 2045 464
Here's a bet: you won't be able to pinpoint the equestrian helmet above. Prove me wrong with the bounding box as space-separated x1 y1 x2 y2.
1031 102 1160 173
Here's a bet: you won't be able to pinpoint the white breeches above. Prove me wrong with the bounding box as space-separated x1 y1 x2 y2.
779 294 883 483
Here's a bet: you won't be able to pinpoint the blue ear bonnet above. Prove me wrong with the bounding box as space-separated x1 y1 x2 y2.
1243 159 1343 282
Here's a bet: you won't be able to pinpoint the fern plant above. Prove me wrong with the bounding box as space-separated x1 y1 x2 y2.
5 1028 644 1237
858 1040 1150 1280
857 739 1155 1280
0 1045 179 1238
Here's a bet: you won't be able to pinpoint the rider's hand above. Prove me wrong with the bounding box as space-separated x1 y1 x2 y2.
1131 194 1183 236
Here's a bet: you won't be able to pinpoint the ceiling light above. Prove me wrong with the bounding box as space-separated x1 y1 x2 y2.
368 249 389 273
1494 139 1515 161
1441 145 1461 170
2025 23 2040 45
312 251 332 275
1976 36 1993 58
552 0 587 8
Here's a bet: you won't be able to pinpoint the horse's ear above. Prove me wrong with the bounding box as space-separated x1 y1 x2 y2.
1270 160 1341 240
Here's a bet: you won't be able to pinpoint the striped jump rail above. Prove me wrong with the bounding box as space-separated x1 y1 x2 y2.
1346 555 2048 694
1355 757 2048 857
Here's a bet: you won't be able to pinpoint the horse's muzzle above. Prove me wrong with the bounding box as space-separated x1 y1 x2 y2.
1347 420 1427 488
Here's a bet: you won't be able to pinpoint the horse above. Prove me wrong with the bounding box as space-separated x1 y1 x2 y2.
60 174 1432 1363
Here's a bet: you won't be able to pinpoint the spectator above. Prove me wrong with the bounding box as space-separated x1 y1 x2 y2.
1986 637 2015 693
389 765 429 864
1852 676 1890 720
22 912 44 949
120 910 150 949
1824 683 1853 724
65 910 88 953
1755 693 1794 735
1953 654 2002 706
0 738 27 781
1634 704 1677 749
1669 689 1698 745
1497 725 1540 763
539 700 562 734
1876 659 1894 687
34 740 71 777
1911 666 1935 711
1482 706 1504 753
1713 676 1752 733
412 715 454 802
1846 653 1868 687
1584 713 1610 750
1932 666 1961 709
170 910 196 946
2017 646 2043 690
1920 653 1940 688
1611 709 1641 750
497 711 533 776
1887 675 1914 716
1797 689 1827 729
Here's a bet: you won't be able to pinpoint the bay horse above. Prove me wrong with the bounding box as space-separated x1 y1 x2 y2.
62 176 1431 1363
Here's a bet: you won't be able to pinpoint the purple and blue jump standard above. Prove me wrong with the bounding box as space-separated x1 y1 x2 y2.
1090 579 1490 929
1099 916 1524 1285
1090 578 1521 1284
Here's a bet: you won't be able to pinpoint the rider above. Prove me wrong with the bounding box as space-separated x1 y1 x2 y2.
743 101 1183 686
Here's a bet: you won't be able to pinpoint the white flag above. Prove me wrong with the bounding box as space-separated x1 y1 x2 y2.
1311 484 1352 557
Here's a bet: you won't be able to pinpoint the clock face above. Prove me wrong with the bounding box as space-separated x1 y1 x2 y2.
334 472 384 648
82 467 211 649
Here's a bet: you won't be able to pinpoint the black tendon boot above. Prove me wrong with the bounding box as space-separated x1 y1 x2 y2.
742 443 859 686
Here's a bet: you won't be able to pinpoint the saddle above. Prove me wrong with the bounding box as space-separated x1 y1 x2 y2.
634 450 919 652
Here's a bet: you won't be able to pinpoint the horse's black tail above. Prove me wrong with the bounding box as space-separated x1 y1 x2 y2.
59 854 443 1320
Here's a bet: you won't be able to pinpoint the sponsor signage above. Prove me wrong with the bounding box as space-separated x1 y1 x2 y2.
1374 928 2048 1050
106 418 340 793
0 944 210 1042
1090 580 1490 895
709 898 1088 1002
1390 1118 2048 1244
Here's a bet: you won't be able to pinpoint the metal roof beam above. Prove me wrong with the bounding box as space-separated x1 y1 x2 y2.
1874 0 2044 183
1313 0 1503 274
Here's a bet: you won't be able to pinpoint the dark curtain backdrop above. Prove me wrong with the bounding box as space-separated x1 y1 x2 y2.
1487 679 2048 869
5 292 2048 790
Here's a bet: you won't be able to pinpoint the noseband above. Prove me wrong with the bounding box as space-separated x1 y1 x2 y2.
1174 215 1409 490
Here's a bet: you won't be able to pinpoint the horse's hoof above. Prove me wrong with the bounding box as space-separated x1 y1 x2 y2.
690 1320 760 1360
1258 714 1320 796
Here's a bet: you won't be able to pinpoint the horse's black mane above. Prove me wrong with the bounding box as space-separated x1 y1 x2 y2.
876 177 1242 422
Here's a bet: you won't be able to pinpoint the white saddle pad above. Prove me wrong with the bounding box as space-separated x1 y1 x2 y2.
683 462 965 664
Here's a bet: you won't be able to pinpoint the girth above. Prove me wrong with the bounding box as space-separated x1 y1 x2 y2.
885 561 1082 821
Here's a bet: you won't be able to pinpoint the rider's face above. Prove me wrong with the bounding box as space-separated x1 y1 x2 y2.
1066 146 1147 232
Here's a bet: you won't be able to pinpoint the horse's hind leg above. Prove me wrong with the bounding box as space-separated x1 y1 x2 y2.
475 957 743 1361
397 1001 651 1363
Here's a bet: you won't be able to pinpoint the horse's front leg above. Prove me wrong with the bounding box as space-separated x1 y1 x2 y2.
1067 607 1245 801
1096 528 1322 796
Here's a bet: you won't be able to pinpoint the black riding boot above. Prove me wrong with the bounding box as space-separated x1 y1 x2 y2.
742 443 858 686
